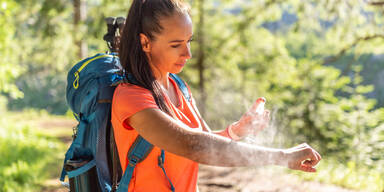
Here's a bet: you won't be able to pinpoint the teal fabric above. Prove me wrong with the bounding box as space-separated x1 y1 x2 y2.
68 160 97 179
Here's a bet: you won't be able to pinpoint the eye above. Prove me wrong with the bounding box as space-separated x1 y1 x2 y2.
188 38 194 43
171 44 180 48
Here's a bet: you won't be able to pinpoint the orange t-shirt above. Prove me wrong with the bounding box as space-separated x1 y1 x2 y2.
111 77 202 192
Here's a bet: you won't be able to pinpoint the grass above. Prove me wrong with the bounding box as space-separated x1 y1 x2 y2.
291 158 384 192
0 109 74 192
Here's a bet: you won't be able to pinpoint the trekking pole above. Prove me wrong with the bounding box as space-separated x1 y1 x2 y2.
103 17 126 53
114 17 126 53
116 17 126 33
104 17 117 52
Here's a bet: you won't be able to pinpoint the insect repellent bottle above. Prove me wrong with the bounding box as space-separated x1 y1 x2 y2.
255 97 266 115
251 97 266 136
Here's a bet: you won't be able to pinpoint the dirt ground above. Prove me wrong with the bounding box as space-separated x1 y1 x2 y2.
47 165 363 192
197 165 362 192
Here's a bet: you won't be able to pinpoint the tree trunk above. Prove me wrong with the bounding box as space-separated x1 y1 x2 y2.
74 0 87 59
196 0 206 116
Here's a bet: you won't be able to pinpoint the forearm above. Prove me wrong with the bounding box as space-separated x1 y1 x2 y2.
161 114 283 167
179 129 284 167
131 109 285 168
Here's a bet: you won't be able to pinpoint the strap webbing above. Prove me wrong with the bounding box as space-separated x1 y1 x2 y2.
116 137 176 192
116 164 135 192
170 73 191 102
158 150 175 192
67 159 96 178
116 136 153 192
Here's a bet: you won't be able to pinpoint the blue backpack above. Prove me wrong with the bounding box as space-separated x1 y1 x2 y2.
60 52 191 192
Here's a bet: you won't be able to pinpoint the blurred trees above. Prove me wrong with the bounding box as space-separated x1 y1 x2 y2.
0 0 23 103
3 0 128 113
3 0 75 113
74 0 88 58
1 0 384 173
184 0 384 169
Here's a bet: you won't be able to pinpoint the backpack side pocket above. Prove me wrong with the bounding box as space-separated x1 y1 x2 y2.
65 159 102 192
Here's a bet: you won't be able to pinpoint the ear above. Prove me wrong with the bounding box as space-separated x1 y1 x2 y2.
139 33 151 52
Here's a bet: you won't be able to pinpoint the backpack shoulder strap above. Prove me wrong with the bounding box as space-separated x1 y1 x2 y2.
116 136 153 192
169 73 191 102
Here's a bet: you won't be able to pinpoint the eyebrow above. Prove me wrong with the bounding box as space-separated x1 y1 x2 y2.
168 36 194 43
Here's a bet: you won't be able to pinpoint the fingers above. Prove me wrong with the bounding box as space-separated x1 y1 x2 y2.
313 148 322 162
301 144 321 166
301 159 317 172
263 110 270 122
285 143 322 172
300 162 317 172
239 110 268 126
303 160 313 166
235 97 269 136
310 149 321 166
301 146 320 167
239 112 253 124
256 110 270 131
264 111 271 126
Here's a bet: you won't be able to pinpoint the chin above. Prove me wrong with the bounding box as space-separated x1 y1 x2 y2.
171 68 184 74
172 70 183 74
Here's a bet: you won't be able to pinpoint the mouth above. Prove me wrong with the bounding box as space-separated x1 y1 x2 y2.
175 62 186 67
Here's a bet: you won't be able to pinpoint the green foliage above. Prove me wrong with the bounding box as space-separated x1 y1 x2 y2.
292 159 384 191
0 0 23 99
0 111 65 191
7 73 68 114
2 0 75 114
3 0 131 114
185 0 384 188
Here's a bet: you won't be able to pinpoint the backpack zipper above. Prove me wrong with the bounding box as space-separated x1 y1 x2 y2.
73 54 117 89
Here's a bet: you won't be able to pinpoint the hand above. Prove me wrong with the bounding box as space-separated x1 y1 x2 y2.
282 143 322 172
229 97 270 139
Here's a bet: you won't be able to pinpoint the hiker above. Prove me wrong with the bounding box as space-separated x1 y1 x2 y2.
111 0 322 191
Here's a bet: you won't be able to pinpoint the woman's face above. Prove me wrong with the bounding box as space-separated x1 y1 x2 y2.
143 12 193 78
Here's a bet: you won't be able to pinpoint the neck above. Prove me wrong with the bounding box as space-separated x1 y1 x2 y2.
142 58 175 112
159 73 170 90
153 70 170 90
147 55 170 90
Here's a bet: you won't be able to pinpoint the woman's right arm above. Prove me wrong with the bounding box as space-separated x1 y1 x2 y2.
127 108 321 172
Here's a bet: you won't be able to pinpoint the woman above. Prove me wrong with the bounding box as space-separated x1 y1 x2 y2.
112 0 321 191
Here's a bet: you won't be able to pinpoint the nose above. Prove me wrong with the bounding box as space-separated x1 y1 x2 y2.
182 43 192 60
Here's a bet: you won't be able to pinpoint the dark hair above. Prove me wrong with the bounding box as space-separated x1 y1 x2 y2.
119 0 190 115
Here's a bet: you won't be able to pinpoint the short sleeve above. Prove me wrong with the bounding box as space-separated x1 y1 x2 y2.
112 84 159 129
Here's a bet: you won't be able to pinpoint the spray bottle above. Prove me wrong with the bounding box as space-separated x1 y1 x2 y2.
255 97 266 115
250 97 266 138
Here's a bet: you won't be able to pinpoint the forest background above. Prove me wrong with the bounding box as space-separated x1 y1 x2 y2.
1 0 384 191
